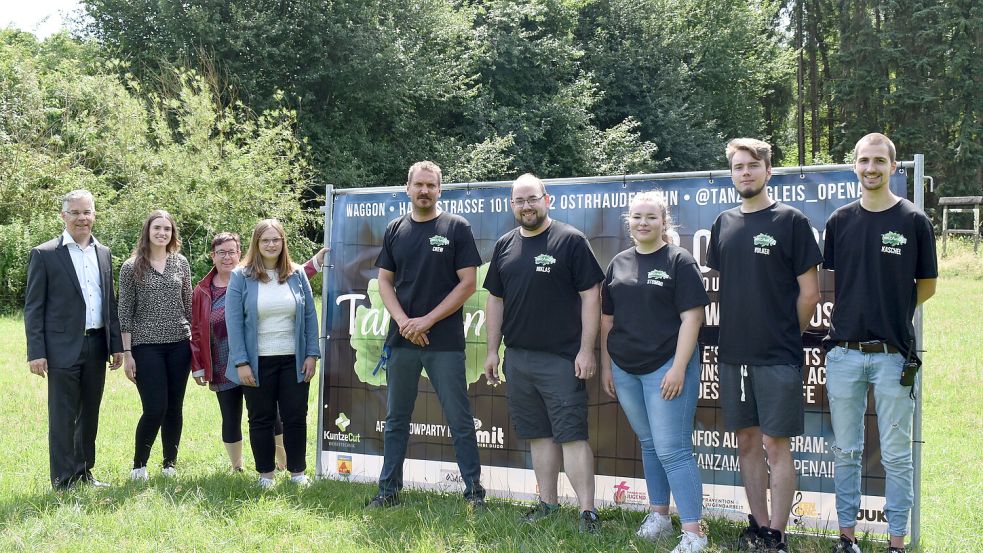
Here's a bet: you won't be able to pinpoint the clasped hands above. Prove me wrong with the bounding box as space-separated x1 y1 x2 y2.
397 315 433 346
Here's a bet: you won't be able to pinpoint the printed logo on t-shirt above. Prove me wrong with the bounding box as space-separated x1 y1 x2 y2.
880 231 907 255
534 254 556 273
429 235 450 252
753 233 777 255
646 269 670 286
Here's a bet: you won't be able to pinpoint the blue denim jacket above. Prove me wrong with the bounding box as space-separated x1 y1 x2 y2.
225 265 320 385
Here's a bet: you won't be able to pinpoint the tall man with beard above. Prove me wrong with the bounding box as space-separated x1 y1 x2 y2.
707 139 822 552
366 161 486 510
824 133 936 553
483 173 605 533
25 190 124 489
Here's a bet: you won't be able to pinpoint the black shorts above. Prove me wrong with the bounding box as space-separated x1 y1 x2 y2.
502 348 588 443
719 363 804 437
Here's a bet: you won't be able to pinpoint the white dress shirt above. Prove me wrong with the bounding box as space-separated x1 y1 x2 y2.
62 230 104 330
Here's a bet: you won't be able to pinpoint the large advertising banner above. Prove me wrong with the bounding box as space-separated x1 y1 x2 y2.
318 168 909 535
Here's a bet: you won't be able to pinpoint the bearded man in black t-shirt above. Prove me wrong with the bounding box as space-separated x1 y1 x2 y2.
707 139 822 552
823 133 937 553
483 174 605 533
365 161 486 510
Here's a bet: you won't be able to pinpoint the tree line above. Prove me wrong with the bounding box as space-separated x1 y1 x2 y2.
1 0 979 311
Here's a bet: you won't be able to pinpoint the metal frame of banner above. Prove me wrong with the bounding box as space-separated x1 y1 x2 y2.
315 159 928 548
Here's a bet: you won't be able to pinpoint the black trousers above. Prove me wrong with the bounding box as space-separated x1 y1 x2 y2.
48 330 108 489
215 387 284 443
132 340 191 469
242 355 309 473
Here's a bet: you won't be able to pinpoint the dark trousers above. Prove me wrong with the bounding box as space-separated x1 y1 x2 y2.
132 340 191 469
48 330 108 489
378 348 484 500
242 355 309 473
215 387 284 443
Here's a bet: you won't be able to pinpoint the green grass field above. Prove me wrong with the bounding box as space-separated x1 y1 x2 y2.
1 239 979 552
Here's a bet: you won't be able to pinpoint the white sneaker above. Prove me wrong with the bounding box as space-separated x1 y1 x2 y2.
161 467 177 478
130 467 148 481
258 476 275 489
636 512 673 541
671 531 708 553
290 474 310 487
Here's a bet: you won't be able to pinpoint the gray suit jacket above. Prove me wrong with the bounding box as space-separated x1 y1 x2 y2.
24 234 123 368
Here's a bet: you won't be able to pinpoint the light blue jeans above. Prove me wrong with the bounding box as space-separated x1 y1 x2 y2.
612 351 703 523
825 346 915 536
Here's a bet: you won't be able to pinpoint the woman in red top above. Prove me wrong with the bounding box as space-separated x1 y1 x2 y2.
190 232 326 470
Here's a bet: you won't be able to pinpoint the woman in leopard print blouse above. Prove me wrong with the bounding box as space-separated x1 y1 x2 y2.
118 209 192 481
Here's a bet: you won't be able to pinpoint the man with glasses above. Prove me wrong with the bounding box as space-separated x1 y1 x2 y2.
483 173 605 533
25 189 124 490
365 161 486 510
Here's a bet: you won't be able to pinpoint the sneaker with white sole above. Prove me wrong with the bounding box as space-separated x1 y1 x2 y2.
161 467 177 478
636 512 674 541
258 476 275 489
831 534 861 553
672 530 709 553
130 467 148 481
290 474 310 487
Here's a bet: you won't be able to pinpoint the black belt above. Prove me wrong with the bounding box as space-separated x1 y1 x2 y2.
838 341 899 354
84 327 105 336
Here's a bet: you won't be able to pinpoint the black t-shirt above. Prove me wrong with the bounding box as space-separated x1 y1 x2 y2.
707 202 823 365
822 199 937 358
483 220 605 359
375 212 482 350
602 244 710 375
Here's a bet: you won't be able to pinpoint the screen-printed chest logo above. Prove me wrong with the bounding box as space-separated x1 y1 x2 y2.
881 231 907 256
753 233 777 255
646 269 670 286
534 254 556 273
429 235 450 252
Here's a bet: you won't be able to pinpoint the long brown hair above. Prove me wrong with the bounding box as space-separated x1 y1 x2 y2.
241 218 294 284
131 209 181 281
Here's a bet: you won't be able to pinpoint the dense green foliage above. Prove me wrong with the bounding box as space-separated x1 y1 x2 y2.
1 0 980 309
0 30 318 311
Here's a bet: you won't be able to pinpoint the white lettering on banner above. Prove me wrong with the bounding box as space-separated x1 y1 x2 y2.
346 202 389 217
337 293 367 335
697 453 740 471
693 229 712 272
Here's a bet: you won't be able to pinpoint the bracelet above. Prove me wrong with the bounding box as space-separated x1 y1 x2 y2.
123 349 131 352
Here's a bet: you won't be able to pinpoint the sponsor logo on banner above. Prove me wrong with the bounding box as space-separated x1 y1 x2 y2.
612 481 648 506
473 418 505 449
790 492 818 527
440 468 464 489
336 454 352 478
703 494 744 513
325 412 361 447
857 508 888 523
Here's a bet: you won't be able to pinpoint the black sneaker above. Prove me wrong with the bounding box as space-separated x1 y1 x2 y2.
887 548 906 553
365 494 400 509
737 514 762 550
520 500 559 522
759 527 787 551
579 509 600 534
831 534 860 553
467 496 487 512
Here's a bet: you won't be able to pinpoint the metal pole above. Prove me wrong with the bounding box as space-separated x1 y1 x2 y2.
910 154 925 549
315 184 334 479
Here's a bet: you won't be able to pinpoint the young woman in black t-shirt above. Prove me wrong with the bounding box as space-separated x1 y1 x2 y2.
600 192 709 552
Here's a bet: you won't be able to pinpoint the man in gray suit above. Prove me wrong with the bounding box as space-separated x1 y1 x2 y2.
25 190 124 490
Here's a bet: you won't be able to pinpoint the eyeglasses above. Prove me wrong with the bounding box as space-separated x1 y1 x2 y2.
213 249 239 258
64 210 95 218
260 238 283 246
511 195 545 207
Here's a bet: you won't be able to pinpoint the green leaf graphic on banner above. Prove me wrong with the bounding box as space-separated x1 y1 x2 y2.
350 262 505 387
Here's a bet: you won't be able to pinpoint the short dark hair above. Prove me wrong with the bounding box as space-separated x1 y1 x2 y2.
210 232 240 251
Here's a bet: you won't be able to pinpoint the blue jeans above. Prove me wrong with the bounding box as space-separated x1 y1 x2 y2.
378 348 484 500
825 346 914 536
612 351 702 523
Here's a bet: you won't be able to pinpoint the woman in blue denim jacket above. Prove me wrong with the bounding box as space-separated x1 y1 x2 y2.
225 218 320 488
